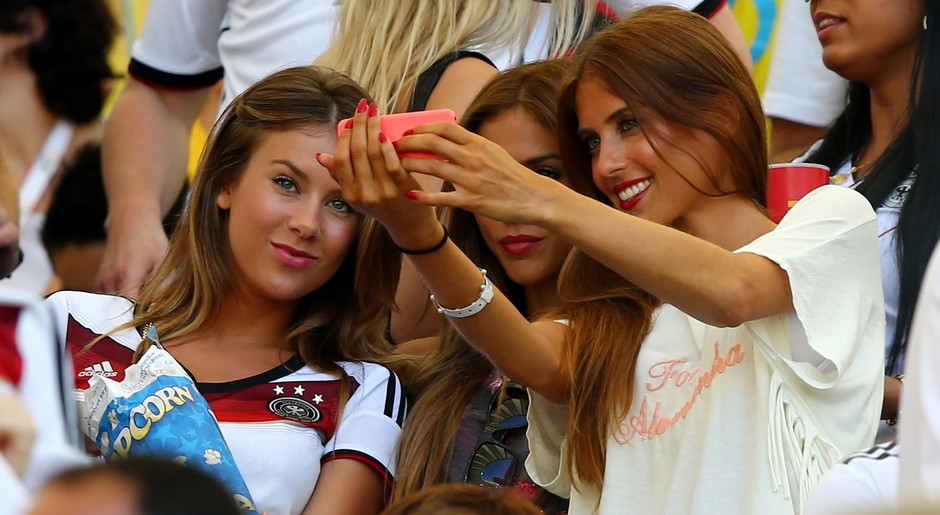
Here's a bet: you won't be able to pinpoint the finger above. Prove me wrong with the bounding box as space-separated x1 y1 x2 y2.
379 134 421 192
400 155 465 185
316 152 337 176
349 98 374 185
411 121 474 145
404 189 469 210
396 132 466 164
332 120 361 195
365 103 393 187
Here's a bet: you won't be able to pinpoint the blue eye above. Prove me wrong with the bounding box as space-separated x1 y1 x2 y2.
328 198 353 214
619 118 638 132
533 167 562 181
583 136 600 152
274 176 297 192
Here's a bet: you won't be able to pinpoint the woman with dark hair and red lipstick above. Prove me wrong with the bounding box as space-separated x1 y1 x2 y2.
322 6 886 515
392 59 574 514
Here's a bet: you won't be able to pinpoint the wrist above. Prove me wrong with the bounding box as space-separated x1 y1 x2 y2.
390 223 447 255
104 201 164 234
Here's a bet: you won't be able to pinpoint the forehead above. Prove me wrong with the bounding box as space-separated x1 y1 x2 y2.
476 108 557 156
573 77 630 123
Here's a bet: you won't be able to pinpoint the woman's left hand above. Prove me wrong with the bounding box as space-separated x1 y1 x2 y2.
396 122 571 227
319 100 443 251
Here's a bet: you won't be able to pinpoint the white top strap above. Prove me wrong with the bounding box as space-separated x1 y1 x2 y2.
19 119 74 226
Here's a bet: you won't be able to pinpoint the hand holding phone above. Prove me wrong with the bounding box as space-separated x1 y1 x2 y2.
337 108 456 160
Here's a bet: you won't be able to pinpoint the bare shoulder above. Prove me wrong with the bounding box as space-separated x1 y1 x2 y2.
425 57 499 119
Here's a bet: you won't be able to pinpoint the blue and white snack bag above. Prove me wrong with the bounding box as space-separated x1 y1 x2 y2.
81 344 258 514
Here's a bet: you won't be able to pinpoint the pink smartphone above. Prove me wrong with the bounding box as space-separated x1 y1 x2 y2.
337 108 456 160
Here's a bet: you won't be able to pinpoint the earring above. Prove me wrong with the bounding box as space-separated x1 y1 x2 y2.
925 15 928 30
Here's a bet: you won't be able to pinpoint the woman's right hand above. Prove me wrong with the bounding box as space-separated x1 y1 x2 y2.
319 99 443 251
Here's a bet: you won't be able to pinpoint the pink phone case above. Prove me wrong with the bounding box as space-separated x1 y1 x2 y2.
337 108 456 160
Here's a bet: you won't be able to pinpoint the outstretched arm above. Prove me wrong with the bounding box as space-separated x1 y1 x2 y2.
396 122 792 327
319 101 570 402
97 78 211 295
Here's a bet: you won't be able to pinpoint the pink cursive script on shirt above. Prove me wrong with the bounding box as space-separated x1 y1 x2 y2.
617 342 745 444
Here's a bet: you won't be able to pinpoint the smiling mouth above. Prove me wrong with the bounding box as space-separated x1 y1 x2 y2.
616 178 652 204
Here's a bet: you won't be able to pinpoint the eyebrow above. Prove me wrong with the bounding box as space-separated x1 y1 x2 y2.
577 106 634 139
272 159 309 180
522 153 562 167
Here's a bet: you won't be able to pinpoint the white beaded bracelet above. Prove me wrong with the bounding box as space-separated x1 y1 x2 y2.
431 268 495 318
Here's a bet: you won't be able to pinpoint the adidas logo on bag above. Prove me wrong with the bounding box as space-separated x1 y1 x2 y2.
78 361 119 378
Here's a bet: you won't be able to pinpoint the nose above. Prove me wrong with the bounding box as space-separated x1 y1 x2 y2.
287 200 322 239
592 138 627 182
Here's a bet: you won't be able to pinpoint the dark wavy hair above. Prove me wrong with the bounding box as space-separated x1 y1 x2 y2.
804 0 935 375
0 0 116 122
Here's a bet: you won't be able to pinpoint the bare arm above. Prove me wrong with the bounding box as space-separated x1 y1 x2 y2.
321 103 571 402
97 78 212 295
398 123 794 328
302 459 386 515
390 57 499 342
707 3 754 72
769 117 830 163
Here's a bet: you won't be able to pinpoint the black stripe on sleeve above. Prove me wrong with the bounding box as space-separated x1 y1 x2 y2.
384 368 397 419
128 58 224 91
322 449 394 489
692 0 726 18
395 376 407 427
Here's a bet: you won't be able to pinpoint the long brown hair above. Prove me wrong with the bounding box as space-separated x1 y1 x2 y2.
553 6 767 487
126 66 402 375
393 60 571 501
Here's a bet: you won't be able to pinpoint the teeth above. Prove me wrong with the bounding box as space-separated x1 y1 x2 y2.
818 18 839 29
617 179 652 203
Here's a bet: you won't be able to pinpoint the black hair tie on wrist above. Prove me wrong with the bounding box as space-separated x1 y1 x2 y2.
396 226 449 255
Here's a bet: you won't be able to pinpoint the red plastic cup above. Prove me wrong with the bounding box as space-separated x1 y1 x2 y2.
766 163 830 223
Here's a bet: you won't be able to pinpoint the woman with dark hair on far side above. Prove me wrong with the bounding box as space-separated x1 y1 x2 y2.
0 0 116 294
802 0 930 432
394 59 573 514
321 6 886 515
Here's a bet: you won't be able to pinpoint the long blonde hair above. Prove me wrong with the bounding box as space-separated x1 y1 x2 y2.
125 66 403 376
393 60 571 502
316 0 597 113
555 6 767 486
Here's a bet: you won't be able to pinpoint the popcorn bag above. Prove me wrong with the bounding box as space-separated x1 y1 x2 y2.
81 344 259 514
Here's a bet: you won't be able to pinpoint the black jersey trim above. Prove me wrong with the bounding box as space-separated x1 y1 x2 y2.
692 0 726 18
195 354 306 394
128 58 223 91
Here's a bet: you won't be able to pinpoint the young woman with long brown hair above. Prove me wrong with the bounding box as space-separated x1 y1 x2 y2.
322 6 885 514
394 59 572 513
47 66 408 515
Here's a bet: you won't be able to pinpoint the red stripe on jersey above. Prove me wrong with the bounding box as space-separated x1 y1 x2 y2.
322 450 394 489
0 306 24 385
203 380 348 441
65 315 133 389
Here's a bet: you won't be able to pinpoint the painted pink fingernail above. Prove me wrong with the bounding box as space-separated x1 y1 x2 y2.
405 191 419 200
368 103 379 117
402 129 414 137
356 98 368 114
379 132 388 144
